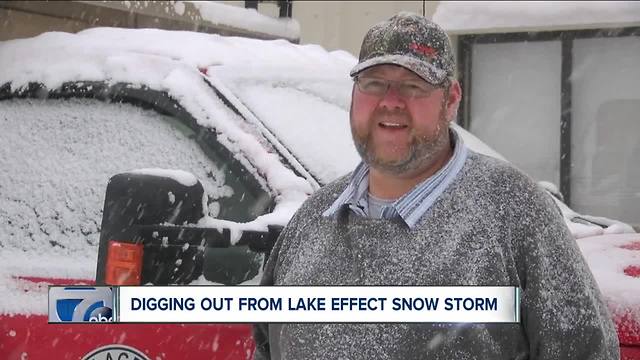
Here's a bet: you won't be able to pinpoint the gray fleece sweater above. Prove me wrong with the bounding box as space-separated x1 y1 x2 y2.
254 152 619 360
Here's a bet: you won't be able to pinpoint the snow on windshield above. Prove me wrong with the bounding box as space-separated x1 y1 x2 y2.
212 66 360 185
0 98 231 266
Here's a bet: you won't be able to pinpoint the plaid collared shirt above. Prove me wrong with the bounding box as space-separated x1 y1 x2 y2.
322 129 469 229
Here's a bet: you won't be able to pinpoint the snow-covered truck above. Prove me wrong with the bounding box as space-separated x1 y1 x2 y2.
0 28 638 359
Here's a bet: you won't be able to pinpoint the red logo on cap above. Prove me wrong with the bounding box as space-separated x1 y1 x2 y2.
409 42 438 58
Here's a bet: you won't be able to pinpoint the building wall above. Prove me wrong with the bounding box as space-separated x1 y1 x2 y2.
0 1 124 41
0 1 440 50
293 1 438 56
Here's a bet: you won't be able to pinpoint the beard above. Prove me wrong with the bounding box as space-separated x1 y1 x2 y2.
350 105 451 176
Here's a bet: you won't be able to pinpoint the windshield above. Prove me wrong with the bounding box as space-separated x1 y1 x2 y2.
212 66 361 185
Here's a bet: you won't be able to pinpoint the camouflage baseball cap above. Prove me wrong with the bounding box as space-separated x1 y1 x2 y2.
350 12 455 86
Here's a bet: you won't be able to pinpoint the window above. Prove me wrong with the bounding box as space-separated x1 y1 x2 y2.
0 84 274 284
468 40 561 185
459 28 640 228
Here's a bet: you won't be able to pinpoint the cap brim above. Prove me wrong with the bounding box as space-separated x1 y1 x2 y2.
350 54 448 86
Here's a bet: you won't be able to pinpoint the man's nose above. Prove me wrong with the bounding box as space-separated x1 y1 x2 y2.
378 84 406 110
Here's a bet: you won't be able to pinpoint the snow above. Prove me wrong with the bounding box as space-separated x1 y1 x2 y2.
433 1 640 34
0 98 232 251
185 1 300 40
129 169 198 187
0 253 95 315
577 233 640 328
0 28 353 314
0 28 347 92
158 64 314 229
215 70 359 184
0 98 235 313
0 27 355 226
0 27 486 196
0 27 636 317
115 1 298 40
548 192 636 238
196 215 281 246
0 98 231 254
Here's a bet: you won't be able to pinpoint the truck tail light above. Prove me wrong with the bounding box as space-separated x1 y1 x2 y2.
105 241 143 285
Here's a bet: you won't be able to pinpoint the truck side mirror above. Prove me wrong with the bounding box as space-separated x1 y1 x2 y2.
96 171 205 285
96 170 281 286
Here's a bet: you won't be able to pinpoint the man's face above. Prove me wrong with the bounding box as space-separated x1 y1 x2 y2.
349 64 460 176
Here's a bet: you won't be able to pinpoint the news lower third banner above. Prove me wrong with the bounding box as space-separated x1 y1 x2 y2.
49 286 521 324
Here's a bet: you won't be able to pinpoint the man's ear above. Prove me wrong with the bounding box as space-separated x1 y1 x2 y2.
446 80 462 123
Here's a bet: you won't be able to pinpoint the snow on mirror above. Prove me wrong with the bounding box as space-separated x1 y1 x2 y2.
0 98 232 259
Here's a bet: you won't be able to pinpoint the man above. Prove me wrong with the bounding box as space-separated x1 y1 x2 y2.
254 12 619 360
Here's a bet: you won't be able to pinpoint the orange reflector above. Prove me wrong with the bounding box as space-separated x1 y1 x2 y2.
105 240 143 285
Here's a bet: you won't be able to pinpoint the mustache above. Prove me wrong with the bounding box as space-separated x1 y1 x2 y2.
371 109 412 124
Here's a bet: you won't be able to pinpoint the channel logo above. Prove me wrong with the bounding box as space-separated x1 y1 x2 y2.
49 286 115 323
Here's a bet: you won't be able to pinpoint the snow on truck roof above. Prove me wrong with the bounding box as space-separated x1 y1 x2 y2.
0 27 352 91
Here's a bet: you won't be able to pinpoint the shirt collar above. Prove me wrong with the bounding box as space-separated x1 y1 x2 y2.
322 127 469 229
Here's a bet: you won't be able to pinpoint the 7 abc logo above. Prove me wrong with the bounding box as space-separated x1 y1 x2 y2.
49 287 114 323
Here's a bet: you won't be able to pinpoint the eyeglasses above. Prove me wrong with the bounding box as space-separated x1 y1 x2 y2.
354 76 441 99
